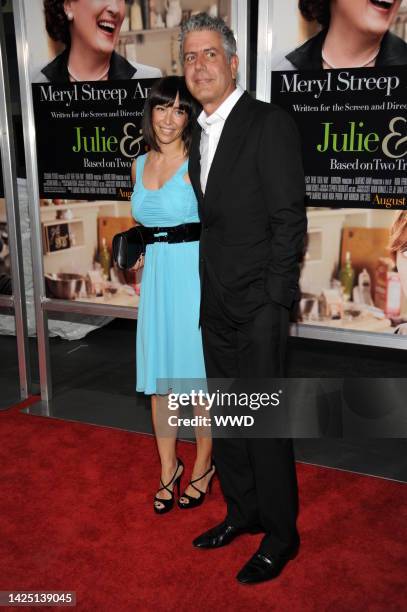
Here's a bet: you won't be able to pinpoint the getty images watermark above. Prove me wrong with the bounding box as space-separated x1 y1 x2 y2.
166 389 283 428
155 378 407 438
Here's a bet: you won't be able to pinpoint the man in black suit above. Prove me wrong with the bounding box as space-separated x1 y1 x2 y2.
181 13 307 584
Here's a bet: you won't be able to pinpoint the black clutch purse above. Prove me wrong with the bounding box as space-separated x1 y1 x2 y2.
112 226 148 270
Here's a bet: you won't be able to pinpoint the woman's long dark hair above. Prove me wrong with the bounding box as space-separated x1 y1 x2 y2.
142 76 199 154
43 0 71 45
299 0 331 27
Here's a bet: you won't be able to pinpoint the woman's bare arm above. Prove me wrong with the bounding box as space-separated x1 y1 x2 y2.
129 158 144 271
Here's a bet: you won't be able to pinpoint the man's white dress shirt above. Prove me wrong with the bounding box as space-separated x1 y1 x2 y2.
198 85 244 194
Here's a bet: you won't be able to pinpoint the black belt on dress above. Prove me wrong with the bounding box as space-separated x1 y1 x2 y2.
144 222 201 244
113 222 201 270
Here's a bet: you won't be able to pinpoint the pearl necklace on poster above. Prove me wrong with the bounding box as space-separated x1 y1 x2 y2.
321 48 380 69
68 64 110 82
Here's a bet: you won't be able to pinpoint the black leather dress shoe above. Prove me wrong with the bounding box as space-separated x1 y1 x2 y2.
236 547 299 584
193 520 244 549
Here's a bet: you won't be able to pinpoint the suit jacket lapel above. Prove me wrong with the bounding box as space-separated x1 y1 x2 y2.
189 122 204 217
203 92 253 207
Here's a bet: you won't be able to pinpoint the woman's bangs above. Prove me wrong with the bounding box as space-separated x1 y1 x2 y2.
150 90 178 108
150 78 192 114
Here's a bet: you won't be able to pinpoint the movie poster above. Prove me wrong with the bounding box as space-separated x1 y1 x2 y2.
32 79 154 201
23 0 231 307
271 0 407 209
270 0 407 336
29 0 164 202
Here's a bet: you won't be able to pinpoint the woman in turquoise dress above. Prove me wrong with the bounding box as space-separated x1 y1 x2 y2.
131 77 215 514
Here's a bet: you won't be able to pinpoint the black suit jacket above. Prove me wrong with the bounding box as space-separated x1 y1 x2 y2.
188 91 307 325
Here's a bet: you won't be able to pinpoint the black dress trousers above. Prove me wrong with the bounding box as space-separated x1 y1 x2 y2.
201 278 300 555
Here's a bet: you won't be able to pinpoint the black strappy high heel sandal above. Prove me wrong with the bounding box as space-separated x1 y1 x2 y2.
154 458 184 515
178 463 215 509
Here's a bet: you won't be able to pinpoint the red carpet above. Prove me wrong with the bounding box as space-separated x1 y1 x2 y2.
0 402 406 612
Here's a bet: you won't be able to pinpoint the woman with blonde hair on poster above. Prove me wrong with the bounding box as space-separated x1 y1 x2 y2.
36 0 161 82
276 0 407 70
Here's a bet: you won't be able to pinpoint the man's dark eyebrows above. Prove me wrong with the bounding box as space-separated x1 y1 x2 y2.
183 47 218 57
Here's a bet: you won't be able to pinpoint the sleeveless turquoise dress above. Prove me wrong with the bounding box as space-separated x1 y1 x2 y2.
131 153 206 394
